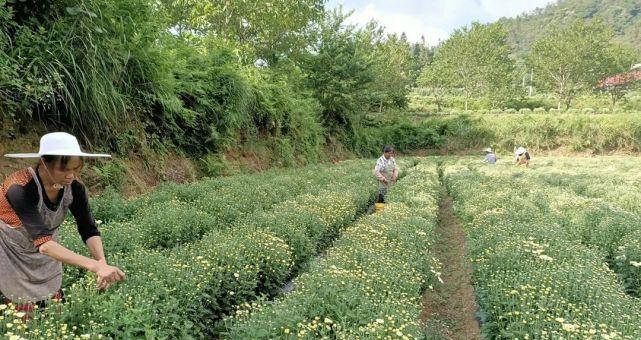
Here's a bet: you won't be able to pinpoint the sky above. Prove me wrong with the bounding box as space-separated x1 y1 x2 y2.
326 0 558 46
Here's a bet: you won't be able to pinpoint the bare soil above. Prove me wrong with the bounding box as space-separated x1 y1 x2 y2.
420 196 481 340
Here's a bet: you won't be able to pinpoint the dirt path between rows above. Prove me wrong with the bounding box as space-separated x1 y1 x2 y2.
420 195 481 340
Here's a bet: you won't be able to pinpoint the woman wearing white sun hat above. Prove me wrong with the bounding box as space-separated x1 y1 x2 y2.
514 146 530 167
0 132 125 309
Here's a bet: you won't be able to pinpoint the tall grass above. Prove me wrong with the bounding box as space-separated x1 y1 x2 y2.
427 113 641 152
0 3 22 130
2 0 166 142
1 0 327 163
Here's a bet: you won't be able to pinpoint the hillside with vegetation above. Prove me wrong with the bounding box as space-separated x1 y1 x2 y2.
415 0 641 115
2 0 641 194
0 1 433 173
499 0 641 56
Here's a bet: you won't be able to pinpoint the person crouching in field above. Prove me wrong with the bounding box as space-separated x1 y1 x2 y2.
373 146 398 203
1 132 125 315
483 147 497 164
514 146 531 167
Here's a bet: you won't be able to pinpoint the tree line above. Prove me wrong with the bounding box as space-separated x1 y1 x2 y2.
2 0 638 162
418 20 640 111
0 0 432 160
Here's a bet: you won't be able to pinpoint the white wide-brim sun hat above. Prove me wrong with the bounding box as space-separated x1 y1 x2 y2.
4 132 111 158
515 146 526 155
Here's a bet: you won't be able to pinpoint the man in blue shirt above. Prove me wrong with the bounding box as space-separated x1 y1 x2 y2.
483 147 497 164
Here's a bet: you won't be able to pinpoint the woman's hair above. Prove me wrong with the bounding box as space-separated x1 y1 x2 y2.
38 155 84 171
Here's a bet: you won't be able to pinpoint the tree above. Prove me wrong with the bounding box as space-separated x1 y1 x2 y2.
156 0 325 63
417 59 450 112
302 9 373 132
427 22 515 110
598 44 640 110
374 33 414 109
357 21 414 111
527 20 615 109
472 23 517 107
410 35 433 83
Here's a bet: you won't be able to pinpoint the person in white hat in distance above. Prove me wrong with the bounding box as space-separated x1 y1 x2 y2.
514 146 531 167
0 132 125 308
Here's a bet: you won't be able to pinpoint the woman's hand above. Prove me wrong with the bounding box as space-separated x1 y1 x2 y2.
93 261 125 291
37 241 125 291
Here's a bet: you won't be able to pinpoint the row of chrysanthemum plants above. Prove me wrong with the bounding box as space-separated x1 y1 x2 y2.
491 158 641 297
58 160 379 285
443 160 641 339
65 160 378 254
481 162 641 332
222 161 442 339
531 157 641 216
2 160 392 339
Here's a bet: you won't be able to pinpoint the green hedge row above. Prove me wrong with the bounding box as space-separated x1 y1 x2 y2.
427 113 641 153
65 161 374 255
60 161 382 288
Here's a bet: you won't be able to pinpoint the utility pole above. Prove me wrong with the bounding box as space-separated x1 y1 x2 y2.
528 68 534 97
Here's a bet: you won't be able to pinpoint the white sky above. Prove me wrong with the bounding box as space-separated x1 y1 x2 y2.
326 0 558 45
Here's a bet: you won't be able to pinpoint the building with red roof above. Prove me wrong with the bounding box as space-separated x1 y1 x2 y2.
598 64 641 88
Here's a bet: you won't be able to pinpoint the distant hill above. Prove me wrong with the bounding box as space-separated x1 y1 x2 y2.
499 0 641 57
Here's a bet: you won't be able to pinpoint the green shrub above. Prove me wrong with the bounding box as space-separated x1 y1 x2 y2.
352 119 442 157
444 162 641 339
54 230 294 339
90 159 127 191
549 108 563 114
89 187 135 223
201 154 232 177
504 96 555 110
134 200 218 248
272 138 295 167
519 108 532 114
615 230 641 296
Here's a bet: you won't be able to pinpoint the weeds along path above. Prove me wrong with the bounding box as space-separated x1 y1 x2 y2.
421 167 481 340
